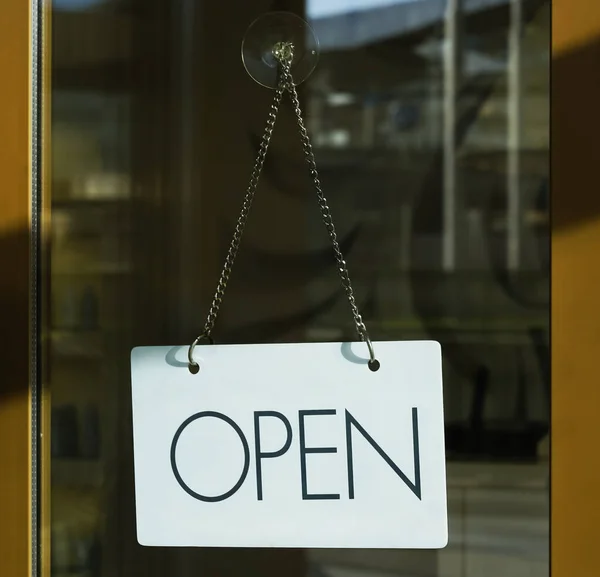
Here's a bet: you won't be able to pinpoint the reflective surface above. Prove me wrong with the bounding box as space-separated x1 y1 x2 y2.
48 0 549 575
242 11 320 88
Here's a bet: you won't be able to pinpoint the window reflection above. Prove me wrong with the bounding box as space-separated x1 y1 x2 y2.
303 2 548 575
48 0 549 575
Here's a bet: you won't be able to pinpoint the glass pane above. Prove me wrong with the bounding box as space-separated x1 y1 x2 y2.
48 0 549 576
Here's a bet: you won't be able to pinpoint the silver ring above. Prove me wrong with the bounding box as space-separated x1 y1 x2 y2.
364 335 376 364
188 332 214 371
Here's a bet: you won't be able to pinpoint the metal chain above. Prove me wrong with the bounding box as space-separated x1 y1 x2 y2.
192 46 372 361
279 59 369 343
198 73 287 341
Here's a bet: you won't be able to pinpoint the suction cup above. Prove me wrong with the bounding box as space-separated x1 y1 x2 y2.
241 11 319 89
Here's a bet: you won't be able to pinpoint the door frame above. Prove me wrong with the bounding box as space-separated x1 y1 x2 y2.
0 0 50 575
1 0 597 575
552 0 600 574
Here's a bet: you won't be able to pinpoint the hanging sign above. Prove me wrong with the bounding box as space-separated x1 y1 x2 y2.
130 340 448 549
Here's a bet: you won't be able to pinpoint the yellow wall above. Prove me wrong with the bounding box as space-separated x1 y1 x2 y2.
0 0 32 574
552 0 600 574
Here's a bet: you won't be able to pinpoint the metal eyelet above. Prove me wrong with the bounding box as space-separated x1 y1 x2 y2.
364 335 380 372
188 332 215 374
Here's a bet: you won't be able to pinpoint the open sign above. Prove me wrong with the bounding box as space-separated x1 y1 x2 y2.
131 341 447 548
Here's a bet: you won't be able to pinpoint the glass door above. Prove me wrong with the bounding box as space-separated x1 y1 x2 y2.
45 0 549 576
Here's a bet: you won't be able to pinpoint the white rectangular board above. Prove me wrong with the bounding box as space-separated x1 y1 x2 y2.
131 340 447 549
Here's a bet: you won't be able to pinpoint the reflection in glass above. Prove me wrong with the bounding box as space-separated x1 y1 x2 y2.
48 0 549 576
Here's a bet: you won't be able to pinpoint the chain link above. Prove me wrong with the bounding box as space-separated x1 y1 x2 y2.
280 60 369 342
199 74 286 339
197 48 370 346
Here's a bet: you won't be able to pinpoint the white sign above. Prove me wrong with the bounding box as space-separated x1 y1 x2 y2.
131 340 447 549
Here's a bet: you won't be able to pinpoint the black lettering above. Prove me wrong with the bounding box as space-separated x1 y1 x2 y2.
345 407 421 500
299 409 340 500
254 411 293 500
170 411 250 502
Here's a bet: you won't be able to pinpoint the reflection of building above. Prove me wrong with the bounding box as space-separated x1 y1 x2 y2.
302 0 549 455
300 5 549 575
47 1 549 576
50 0 550 462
